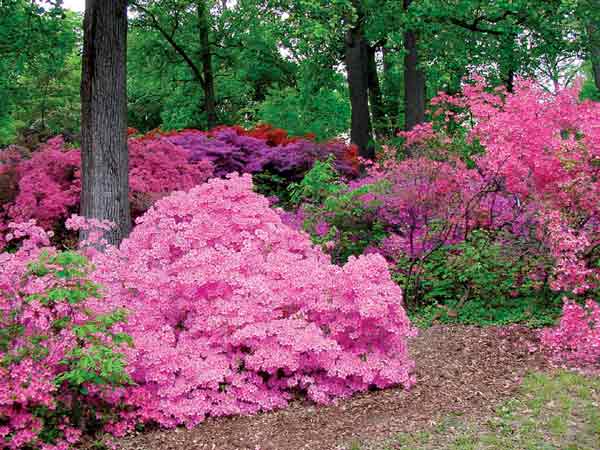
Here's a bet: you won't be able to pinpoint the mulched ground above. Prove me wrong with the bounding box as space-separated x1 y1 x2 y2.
118 325 548 450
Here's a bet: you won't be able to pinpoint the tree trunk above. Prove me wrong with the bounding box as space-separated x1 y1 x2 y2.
198 0 217 129
588 16 600 91
80 0 130 246
504 68 515 93
382 46 400 134
367 46 386 139
345 24 373 159
403 0 426 131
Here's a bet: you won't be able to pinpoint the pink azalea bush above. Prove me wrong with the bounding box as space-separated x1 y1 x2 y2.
289 77 599 359
86 174 415 431
540 299 600 367
1 175 416 447
0 136 214 248
0 221 132 449
429 78 600 366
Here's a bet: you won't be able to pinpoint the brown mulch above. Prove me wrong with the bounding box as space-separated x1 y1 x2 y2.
118 325 548 450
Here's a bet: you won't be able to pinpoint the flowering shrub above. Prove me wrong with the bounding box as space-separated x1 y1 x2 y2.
429 78 600 294
6 137 81 230
164 126 359 179
0 222 131 449
0 136 214 247
541 299 600 367
290 78 599 330
89 174 415 430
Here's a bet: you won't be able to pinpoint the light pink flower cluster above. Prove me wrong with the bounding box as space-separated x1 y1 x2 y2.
90 174 415 430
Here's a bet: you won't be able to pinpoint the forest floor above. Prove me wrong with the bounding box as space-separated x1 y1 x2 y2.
117 324 596 450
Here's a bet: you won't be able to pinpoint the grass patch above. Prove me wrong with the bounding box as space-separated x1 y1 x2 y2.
358 371 600 450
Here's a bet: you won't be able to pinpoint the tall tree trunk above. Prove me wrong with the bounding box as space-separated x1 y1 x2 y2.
80 0 130 245
588 17 600 91
499 36 518 93
367 46 386 139
382 46 400 134
198 0 217 129
345 23 373 159
403 0 426 131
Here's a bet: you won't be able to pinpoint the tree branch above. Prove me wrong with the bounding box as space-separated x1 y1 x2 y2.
130 1 205 88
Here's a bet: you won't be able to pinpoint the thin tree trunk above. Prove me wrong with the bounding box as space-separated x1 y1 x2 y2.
198 0 217 129
80 0 130 245
345 16 373 159
403 0 426 131
588 19 600 91
367 45 386 139
382 46 400 134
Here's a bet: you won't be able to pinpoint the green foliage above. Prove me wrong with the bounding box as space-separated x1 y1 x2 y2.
288 156 345 205
256 72 351 141
400 231 563 327
24 251 132 388
0 2 81 145
581 63 600 101
289 159 389 263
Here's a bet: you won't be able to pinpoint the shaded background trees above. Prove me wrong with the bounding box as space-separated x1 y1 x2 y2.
1 0 599 149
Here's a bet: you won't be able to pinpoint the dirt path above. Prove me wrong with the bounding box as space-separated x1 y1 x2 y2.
119 325 548 450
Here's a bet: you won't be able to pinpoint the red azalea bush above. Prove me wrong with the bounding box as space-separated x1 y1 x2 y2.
86 173 415 431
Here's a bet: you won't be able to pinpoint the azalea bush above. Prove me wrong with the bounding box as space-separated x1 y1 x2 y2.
0 125 360 248
86 174 415 432
0 175 417 446
291 78 600 333
0 136 214 248
0 222 132 449
540 299 600 367
162 125 359 180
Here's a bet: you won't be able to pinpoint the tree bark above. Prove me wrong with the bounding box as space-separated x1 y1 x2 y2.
367 45 386 139
403 0 426 131
80 0 130 245
382 46 400 134
588 20 600 91
345 10 373 159
198 0 217 129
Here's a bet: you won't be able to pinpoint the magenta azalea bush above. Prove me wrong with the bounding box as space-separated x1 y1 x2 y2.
89 174 415 432
288 78 600 364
